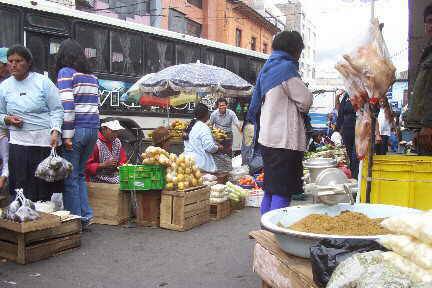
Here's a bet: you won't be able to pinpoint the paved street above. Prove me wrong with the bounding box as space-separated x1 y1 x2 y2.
0 208 262 288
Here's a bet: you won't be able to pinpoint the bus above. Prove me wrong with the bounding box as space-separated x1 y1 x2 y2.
0 0 268 153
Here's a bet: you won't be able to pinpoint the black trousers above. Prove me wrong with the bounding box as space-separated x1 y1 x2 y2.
342 128 359 179
9 144 63 202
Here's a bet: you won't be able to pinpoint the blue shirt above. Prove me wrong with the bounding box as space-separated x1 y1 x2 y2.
0 72 63 132
184 121 218 172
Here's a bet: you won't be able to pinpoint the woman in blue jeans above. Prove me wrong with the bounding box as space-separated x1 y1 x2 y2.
56 39 100 225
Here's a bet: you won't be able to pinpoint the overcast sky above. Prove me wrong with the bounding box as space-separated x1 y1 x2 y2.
270 0 408 73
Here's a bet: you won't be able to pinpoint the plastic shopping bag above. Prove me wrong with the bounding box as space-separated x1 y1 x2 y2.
35 148 73 182
2 189 40 222
327 251 421 288
310 238 386 287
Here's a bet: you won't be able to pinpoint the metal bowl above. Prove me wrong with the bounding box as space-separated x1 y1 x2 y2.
304 158 337 182
261 203 421 258
316 168 348 186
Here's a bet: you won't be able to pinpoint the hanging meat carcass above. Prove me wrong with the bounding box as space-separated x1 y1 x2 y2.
336 19 396 160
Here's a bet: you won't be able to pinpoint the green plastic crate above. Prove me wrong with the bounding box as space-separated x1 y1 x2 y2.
119 165 166 191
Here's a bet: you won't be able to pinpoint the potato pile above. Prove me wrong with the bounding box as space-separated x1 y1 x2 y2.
170 120 188 138
165 154 203 191
141 146 203 191
141 146 171 166
211 127 227 142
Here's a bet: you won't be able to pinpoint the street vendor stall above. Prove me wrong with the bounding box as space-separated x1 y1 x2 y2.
126 62 253 159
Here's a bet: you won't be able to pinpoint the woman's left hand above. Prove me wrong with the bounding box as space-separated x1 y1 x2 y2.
50 131 59 148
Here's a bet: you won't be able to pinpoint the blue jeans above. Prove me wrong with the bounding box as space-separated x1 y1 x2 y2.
62 128 98 222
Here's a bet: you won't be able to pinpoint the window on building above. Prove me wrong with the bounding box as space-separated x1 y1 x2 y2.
186 19 202 37
187 0 202 9
235 29 242 47
169 9 202 37
168 9 186 34
75 23 109 72
251 37 257 51
263 43 268 54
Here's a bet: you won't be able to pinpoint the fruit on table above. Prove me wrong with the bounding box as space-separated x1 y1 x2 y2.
211 127 228 141
170 120 188 138
256 173 264 182
226 181 248 202
239 176 255 186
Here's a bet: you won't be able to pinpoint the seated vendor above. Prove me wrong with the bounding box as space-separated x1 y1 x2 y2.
152 126 171 151
86 120 127 183
183 103 223 173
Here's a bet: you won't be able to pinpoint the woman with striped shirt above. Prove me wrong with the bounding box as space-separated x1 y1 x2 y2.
56 39 100 225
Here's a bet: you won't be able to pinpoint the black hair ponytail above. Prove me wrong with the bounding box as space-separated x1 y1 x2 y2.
183 103 209 140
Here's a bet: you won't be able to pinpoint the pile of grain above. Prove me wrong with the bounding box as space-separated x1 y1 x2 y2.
288 211 390 236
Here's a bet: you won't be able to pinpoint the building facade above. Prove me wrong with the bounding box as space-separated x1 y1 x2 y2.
277 0 317 85
73 0 279 54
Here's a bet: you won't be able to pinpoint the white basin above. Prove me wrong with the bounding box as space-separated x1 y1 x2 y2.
261 203 421 258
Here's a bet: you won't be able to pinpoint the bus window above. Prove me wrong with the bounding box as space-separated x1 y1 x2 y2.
203 49 225 68
26 33 46 75
110 30 142 75
238 56 249 81
226 54 240 75
248 60 263 84
176 43 200 64
0 8 20 47
75 23 109 73
27 14 67 32
26 32 65 79
145 38 175 73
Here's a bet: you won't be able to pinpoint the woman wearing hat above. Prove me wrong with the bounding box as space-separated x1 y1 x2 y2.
0 47 10 83
85 120 127 183
152 126 171 151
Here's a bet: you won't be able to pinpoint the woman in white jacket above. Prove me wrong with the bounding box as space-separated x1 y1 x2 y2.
183 103 223 173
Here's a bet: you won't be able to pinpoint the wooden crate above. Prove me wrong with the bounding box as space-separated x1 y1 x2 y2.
249 230 318 288
230 197 246 212
210 200 231 220
0 212 61 233
136 191 161 227
160 186 210 231
0 217 81 264
87 182 130 225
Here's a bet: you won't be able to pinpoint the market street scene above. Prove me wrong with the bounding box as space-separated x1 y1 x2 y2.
0 0 431 287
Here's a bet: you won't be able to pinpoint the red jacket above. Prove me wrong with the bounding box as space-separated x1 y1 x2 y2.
85 132 127 180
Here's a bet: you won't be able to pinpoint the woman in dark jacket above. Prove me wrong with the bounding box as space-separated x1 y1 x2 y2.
336 92 359 179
